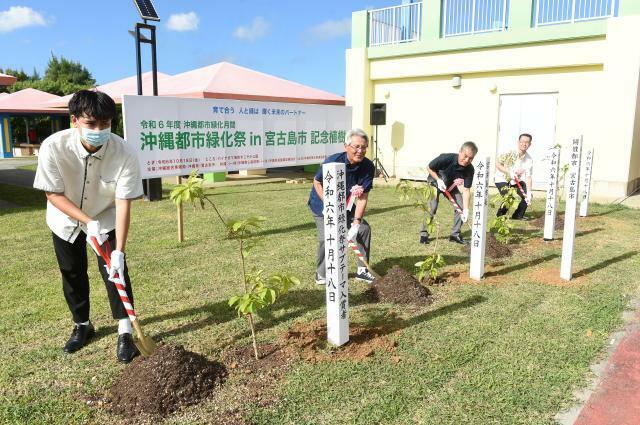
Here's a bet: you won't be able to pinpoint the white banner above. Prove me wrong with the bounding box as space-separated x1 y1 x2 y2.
122 95 352 179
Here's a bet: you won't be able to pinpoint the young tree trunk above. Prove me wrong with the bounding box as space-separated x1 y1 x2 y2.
247 313 259 360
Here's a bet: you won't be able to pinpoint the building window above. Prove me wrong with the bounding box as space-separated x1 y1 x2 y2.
442 0 510 37
534 0 619 26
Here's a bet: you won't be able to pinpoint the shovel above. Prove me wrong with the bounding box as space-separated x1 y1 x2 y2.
513 179 531 206
441 182 473 230
89 236 157 357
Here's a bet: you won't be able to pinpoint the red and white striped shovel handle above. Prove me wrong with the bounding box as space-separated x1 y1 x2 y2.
347 239 381 279
348 240 366 262
442 183 464 215
514 179 527 200
89 237 137 322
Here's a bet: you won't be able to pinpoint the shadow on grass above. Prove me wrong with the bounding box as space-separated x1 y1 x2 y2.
485 253 560 277
143 285 487 349
374 254 469 275
254 204 412 238
0 184 46 215
575 227 604 238
360 295 488 334
205 185 311 197
145 299 237 341
144 288 371 341
160 184 311 199
574 251 638 278
584 205 628 217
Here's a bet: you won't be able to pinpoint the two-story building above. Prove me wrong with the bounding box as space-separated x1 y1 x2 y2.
346 0 640 198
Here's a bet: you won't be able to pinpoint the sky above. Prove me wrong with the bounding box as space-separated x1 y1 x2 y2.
0 0 394 96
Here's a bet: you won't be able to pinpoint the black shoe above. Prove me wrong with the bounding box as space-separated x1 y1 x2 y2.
116 333 140 363
449 234 467 245
419 234 430 244
512 216 529 221
63 323 95 353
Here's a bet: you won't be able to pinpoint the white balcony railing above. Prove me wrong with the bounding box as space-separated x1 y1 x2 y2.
369 2 423 47
442 0 509 37
535 0 618 26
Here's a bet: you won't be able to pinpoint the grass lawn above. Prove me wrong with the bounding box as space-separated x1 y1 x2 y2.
1 180 639 424
16 164 38 172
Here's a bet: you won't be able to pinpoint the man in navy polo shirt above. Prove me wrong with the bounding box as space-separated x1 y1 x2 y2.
308 128 376 284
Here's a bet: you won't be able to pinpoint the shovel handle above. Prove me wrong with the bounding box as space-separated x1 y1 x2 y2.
347 240 381 279
89 237 138 322
442 188 473 230
513 179 530 204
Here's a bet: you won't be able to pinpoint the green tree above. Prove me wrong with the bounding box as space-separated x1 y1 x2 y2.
3 54 95 96
171 171 299 359
43 54 95 87
397 181 447 282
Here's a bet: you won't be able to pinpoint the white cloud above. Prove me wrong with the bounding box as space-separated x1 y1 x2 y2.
167 12 199 32
306 18 351 42
0 6 47 33
233 16 269 42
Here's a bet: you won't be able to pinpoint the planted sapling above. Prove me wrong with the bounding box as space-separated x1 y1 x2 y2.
171 171 299 359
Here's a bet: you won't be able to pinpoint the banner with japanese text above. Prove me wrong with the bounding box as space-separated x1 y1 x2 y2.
122 95 352 179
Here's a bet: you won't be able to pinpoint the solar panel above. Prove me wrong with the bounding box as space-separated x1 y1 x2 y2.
133 0 160 21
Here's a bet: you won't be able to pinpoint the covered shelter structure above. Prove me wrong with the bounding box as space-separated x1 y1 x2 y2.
0 88 69 158
47 71 173 108
159 62 345 105
47 63 344 106
0 72 17 87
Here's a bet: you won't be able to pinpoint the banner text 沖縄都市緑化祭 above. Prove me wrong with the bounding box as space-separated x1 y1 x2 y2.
122 95 353 179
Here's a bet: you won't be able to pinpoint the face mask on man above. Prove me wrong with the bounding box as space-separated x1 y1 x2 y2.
80 126 111 147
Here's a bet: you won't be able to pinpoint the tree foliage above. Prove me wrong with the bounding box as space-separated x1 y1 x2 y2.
396 180 447 282
171 170 299 359
1 54 95 95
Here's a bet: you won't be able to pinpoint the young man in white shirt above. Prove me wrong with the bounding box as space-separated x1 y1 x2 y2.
494 133 534 220
33 90 144 363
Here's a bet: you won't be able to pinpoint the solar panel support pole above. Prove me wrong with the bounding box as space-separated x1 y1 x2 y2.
134 21 162 201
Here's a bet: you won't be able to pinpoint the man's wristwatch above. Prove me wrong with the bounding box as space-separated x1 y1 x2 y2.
353 217 362 223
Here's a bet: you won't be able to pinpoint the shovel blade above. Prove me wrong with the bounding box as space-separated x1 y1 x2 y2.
134 334 157 357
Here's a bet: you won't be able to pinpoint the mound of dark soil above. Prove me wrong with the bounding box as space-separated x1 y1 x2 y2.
463 234 513 259
531 213 565 230
366 265 432 305
110 344 227 417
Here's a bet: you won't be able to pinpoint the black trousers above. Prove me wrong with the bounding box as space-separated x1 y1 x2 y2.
52 230 134 323
495 181 528 219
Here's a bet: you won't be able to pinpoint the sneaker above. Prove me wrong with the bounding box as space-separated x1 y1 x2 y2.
355 270 375 284
511 216 529 221
315 274 326 285
449 234 467 245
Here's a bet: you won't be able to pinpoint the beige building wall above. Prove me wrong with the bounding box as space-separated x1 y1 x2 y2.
346 16 640 199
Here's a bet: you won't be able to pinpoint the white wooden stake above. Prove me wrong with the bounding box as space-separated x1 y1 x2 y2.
322 163 349 346
470 157 490 281
544 147 561 241
579 148 594 217
560 136 583 281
